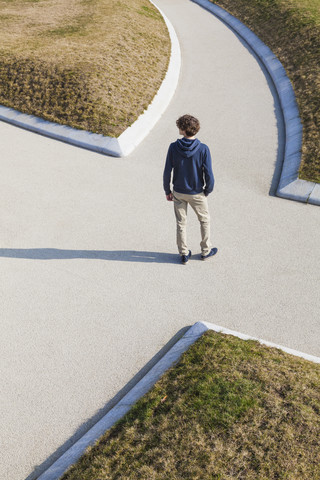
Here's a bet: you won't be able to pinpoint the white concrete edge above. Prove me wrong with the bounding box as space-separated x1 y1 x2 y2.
37 325 202 480
0 1 181 158
191 0 319 205
37 320 320 480
308 183 320 206
200 321 320 363
117 0 181 156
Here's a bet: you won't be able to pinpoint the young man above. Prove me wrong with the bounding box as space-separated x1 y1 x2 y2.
163 114 217 264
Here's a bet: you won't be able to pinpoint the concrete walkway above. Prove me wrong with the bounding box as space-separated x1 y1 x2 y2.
1 1 319 479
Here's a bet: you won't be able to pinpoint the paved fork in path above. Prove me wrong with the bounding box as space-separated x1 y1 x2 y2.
1 1 319 479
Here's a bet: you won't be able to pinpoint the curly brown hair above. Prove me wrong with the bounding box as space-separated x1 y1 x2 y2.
176 114 200 137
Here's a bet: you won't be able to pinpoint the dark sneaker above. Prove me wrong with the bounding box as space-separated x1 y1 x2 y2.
201 247 218 261
181 250 192 264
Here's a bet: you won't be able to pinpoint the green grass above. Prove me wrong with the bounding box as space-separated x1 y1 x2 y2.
0 0 170 137
61 331 320 479
210 0 320 183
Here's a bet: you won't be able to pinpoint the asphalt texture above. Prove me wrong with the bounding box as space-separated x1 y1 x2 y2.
1 0 319 479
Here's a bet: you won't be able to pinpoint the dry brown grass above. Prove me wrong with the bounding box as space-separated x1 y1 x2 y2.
210 0 320 183
61 331 320 480
0 0 170 137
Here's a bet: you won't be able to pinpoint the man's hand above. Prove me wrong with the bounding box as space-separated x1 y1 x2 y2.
166 193 173 201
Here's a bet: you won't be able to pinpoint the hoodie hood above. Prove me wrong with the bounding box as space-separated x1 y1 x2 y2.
175 138 201 158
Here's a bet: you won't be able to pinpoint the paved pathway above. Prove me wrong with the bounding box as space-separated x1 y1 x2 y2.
1 1 319 479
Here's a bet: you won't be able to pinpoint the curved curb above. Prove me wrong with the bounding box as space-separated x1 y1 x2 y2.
37 321 320 480
0 1 180 158
191 0 319 205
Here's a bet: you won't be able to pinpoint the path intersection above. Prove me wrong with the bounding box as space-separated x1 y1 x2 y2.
1 0 319 479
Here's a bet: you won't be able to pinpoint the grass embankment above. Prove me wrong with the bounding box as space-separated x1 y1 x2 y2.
62 331 320 479
210 0 320 183
0 0 170 137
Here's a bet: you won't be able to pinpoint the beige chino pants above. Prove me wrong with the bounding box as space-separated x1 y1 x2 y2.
173 190 212 256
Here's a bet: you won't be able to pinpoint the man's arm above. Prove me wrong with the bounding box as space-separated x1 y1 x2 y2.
203 146 214 196
163 145 173 200
166 192 173 201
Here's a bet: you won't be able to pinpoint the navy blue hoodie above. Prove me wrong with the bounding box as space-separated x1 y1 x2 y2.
163 138 214 196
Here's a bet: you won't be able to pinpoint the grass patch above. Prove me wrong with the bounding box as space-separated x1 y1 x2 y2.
61 331 320 479
0 0 170 137
210 0 320 183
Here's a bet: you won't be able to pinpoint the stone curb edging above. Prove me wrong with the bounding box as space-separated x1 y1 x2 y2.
191 0 319 205
0 1 180 158
37 321 320 480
